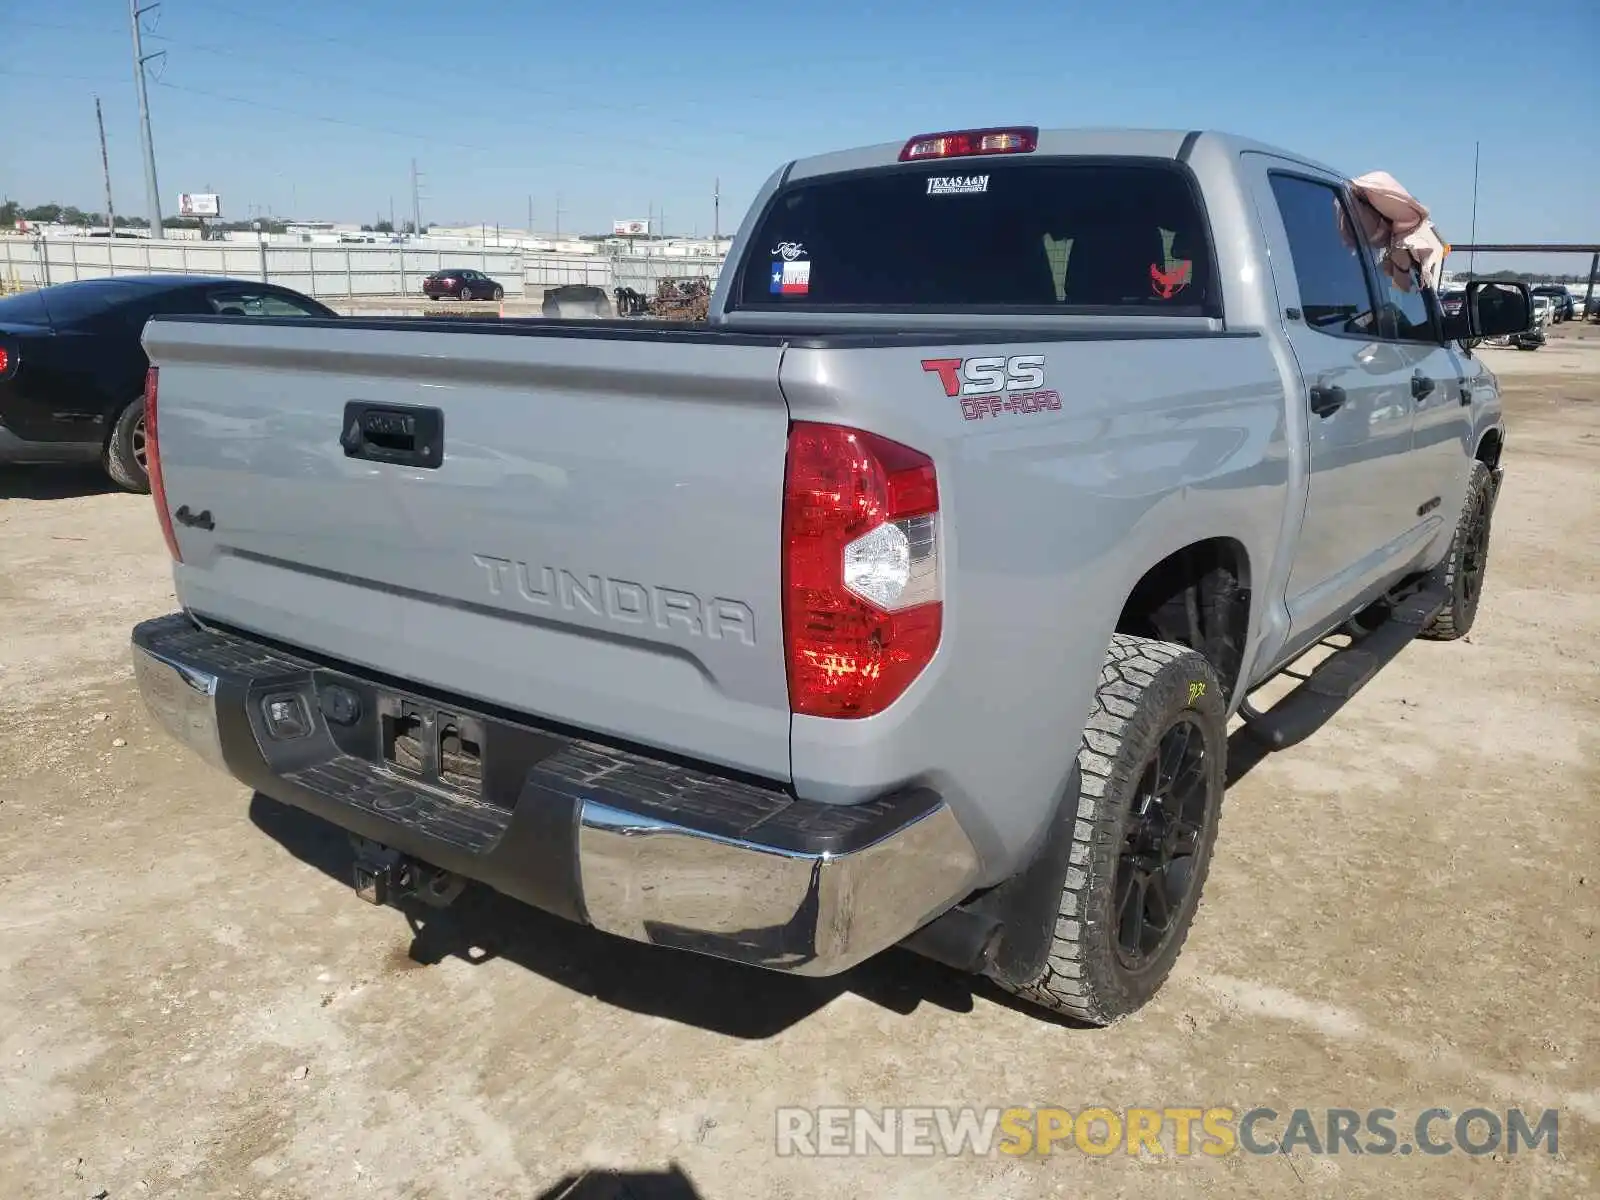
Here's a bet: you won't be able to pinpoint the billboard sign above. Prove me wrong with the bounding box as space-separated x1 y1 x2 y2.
178 193 222 218
612 219 650 236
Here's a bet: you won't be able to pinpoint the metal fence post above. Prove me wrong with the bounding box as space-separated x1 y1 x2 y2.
346 248 354 298
37 235 51 286
181 244 189 276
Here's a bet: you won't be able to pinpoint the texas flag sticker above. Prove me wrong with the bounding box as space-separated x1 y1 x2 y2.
769 259 811 295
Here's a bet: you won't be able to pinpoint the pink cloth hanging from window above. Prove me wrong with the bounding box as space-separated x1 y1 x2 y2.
1337 171 1448 293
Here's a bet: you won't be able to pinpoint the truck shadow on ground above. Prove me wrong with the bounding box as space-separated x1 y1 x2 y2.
535 1164 703 1199
1224 724 1274 786
249 793 998 1038
0 464 119 500
248 727 1279 1036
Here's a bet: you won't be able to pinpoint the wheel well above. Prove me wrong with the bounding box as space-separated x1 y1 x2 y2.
1476 429 1502 468
102 393 142 450
1116 538 1251 700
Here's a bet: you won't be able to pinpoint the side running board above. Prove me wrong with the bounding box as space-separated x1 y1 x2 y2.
1240 583 1447 751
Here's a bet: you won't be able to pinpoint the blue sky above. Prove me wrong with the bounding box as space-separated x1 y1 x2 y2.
3 0 1596 267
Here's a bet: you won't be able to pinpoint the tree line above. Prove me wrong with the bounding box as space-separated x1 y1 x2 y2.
1 201 294 234
1456 269 1597 285
2 202 432 237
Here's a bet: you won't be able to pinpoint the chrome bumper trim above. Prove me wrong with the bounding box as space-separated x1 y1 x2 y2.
131 637 226 770
577 799 979 976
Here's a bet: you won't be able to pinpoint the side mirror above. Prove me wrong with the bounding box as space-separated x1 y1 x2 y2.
1464 280 1533 339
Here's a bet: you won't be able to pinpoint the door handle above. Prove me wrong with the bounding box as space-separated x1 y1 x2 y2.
1457 378 1472 406
1411 372 1436 402
340 402 445 469
1308 383 1347 418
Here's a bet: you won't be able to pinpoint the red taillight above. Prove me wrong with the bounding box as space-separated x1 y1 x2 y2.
0 346 10 376
899 126 1038 162
144 366 182 562
782 422 942 719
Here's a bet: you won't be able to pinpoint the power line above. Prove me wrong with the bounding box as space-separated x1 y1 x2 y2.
152 79 492 151
142 19 773 149
148 78 704 186
10 17 117 34
0 67 128 86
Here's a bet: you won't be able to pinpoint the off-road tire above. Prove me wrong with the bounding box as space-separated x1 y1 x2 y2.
1421 461 1494 641
104 397 149 493
997 634 1226 1025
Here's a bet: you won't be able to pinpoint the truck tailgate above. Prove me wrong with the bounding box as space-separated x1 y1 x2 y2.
143 318 794 780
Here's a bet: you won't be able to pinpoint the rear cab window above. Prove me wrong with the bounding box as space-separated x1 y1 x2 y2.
735 159 1217 315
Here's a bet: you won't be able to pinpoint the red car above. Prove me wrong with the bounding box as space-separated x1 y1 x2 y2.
422 268 505 302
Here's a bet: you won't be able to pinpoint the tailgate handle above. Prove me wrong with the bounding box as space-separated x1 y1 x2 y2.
340 402 444 469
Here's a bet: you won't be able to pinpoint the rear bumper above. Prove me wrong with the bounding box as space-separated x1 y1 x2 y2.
131 614 978 975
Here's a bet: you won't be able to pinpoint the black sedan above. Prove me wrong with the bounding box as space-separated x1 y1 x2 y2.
0 275 334 492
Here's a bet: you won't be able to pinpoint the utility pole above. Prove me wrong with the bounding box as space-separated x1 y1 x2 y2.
555 193 562 242
527 194 533 237
129 0 165 237
410 158 422 237
714 177 720 242
95 97 117 235
389 196 395 231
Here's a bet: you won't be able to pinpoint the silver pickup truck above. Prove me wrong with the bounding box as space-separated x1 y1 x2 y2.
130 128 1531 1024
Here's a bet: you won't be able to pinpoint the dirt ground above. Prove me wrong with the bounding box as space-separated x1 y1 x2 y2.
2 326 1596 1200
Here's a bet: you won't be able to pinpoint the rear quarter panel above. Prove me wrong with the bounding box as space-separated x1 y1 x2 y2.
782 333 1289 881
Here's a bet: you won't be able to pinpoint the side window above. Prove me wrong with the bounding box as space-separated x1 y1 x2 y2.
1373 263 1435 341
207 291 258 316
207 291 320 317
259 292 323 317
1268 174 1379 336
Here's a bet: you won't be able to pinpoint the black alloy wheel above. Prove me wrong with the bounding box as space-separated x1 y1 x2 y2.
1113 713 1212 971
